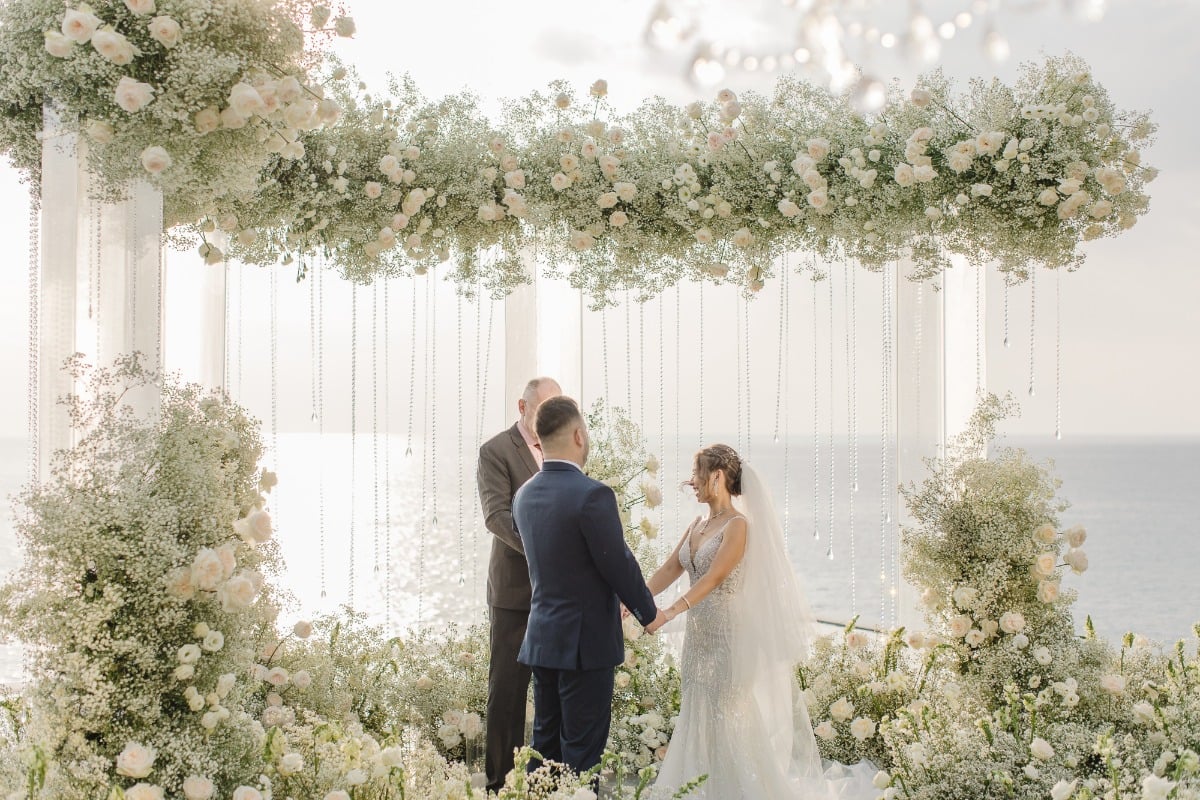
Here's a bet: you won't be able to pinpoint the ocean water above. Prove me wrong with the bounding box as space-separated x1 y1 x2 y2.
1 433 1198 686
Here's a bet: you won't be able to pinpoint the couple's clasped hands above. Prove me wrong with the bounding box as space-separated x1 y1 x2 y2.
622 602 676 635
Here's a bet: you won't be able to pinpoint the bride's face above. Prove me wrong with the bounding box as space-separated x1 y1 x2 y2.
688 465 720 503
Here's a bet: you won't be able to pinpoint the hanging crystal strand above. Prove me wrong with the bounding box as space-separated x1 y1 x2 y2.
639 300 645 435
744 293 752 463
223 257 230 392
735 289 744 455
847 263 859 614
975 266 983 393
92 193 100 361
309 263 318 423
1003 280 1011 348
697 283 704 445
384 279 392 628
811 268 820 541
129 191 139 352
317 263 326 599
27 193 40 483
879 264 892 629
658 293 666 536
349 284 357 609
372 283 380 586
471 283 487 598
1055 271 1062 440
1029 268 1037 397
236 263 244 400
407 278 417 457
417 276 431 626
456 292 465 585
601 307 611 412
780 259 791 544
270 268 279 516
674 287 682 536
773 261 786 446
624 290 632 415
827 269 835 561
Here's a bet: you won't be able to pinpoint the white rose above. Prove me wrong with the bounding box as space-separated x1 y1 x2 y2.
217 575 256 612
999 612 1026 634
829 697 854 722
44 30 75 58
777 199 801 218
550 172 571 192
114 77 155 113
849 717 876 741
278 753 304 776
569 229 595 251
291 669 312 690
1064 525 1087 548
964 629 986 647
596 191 619 209
1038 580 1060 603
1034 523 1057 543
234 509 273 544
589 79 608 98
266 666 290 687
905 631 927 650
1132 701 1156 725
732 227 753 248
814 720 835 740
1033 646 1053 665
147 15 181 48
1099 674 1125 695
1012 633 1029 649
806 137 831 160
608 210 629 227
1030 737 1055 761
893 163 915 187
178 643 201 664
124 0 156 13
201 630 224 652
948 614 973 638
165 567 194 600
324 793 351 800
1036 188 1060 207
1064 549 1089 574
232 788 262 800
140 146 171 175
1088 200 1113 219
704 262 730 278
124 785 164 800
173 664 194 681
1035 552 1057 576
182 776 214 800
1050 780 1077 800
806 189 829 210
116 742 156 778
331 15 355 36
844 631 868 650
694 227 714 245
291 620 313 639
874 771 891 789
971 183 993 198
910 87 932 106
952 586 978 609
228 82 266 119
913 164 937 183
62 8 102 42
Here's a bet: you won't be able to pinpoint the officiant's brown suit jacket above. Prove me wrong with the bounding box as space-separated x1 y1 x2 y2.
477 423 539 610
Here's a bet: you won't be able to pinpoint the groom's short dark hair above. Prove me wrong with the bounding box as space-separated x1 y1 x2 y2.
534 396 582 442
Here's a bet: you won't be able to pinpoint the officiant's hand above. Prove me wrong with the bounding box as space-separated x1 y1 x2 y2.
620 603 630 620
645 607 669 635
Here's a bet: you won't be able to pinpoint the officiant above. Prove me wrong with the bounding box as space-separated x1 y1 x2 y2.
476 376 562 793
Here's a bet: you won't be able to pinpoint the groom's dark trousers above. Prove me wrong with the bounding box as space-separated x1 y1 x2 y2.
513 460 658 777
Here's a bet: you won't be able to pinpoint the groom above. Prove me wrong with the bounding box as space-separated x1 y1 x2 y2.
512 396 665 779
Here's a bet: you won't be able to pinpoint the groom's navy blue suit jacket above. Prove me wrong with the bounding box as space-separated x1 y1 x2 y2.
513 460 658 671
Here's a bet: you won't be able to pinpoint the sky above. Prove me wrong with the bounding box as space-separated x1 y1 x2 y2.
0 0 1197 441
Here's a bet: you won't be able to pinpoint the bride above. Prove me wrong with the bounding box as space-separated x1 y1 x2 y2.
643 444 876 799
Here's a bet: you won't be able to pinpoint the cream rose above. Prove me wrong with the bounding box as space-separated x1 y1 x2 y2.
1038 580 1060 603
125 785 164 800
807 189 829 210
201 630 224 652
190 548 223 591
165 567 194 600
1030 737 1055 760
44 30 75 57
182 776 214 800
1033 646 1053 665
278 753 304 776
90 29 135 65
292 669 312 689
732 227 754 248
228 82 266 119
1100 674 1126 695
116 742 157 778
218 575 257 612
893 163 915 187
114 77 155 113
1064 549 1089 574
140 146 171 175
964 629 986 647
829 697 854 722
814 721 835 740
911 88 931 107
1034 523 1057 543
806 137 831 160
948 614 973 638
849 717 876 741
62 8 102 43
232 788 262 800
1035 552 1057 576
145 15 182 48
608 210 629 227
999 611 1026 634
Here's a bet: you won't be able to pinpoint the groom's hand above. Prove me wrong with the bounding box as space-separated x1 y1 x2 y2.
644 607 669 635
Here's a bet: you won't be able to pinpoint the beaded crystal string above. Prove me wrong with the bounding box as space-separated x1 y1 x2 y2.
674 286 682 536
407 277 417 457
222 257 230 392
879 264 893 629
317 263 326 599
744 292 751 463
349 284 358 609
456 292 465 585
847 264 858 613
601 307 610 414
27 192 39 483
625 290 633 416
372 283 380 592
811 267 820 542
270 268 279 515
1003 280 1011 349
735 287 744 454
697 282 704 445
639 299 645 436
129 191 139 354
1029 268 1037 398
384 279 392 628
1055 270 1062 440
309 261 318 424
781 261 792 544
91 192 101 363
417 275 431 626
236 262 244 400
975 265 983 393
658 293 666 537
827 268 836 561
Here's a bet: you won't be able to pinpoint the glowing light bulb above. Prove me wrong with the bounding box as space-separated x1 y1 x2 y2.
849 74 886 113
984 29 1010 62
690 54 726 86
939 21 956 39
880 33 897 48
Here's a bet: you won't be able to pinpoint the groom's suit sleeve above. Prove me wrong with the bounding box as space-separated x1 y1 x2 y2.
580 483 658 627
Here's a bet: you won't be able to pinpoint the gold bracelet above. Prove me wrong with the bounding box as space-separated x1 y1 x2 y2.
682 596 692 610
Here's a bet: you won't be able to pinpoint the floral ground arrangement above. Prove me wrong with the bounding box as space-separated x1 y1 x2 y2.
0 0 1158 299
2 374 1198 800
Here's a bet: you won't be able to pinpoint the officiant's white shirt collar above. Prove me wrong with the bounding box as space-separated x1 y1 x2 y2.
543 458 583 472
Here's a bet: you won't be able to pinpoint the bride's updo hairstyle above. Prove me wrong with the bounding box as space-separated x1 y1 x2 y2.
694 444 743 497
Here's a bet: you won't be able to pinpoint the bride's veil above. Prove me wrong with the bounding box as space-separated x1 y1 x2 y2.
731 462 824 779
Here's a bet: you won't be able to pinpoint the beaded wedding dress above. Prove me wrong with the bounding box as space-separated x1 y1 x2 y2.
650 465 877 799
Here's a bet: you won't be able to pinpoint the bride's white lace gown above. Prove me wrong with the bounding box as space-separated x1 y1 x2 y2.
651 515 877 799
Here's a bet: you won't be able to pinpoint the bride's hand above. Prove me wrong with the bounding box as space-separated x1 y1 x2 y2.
620 604 630 620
